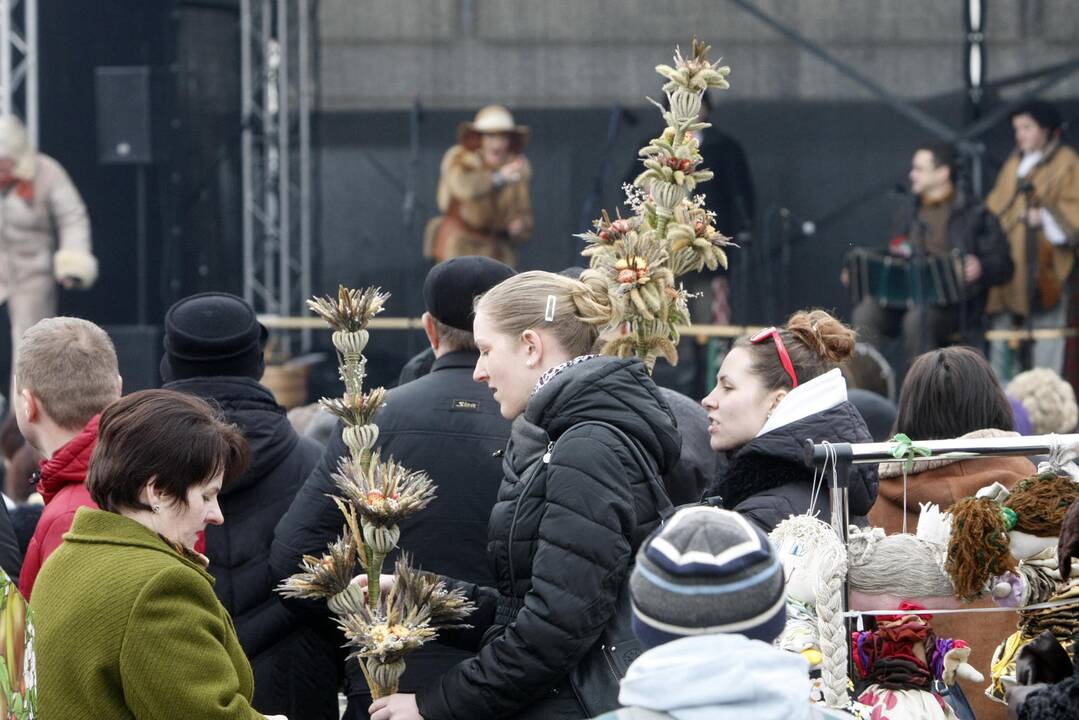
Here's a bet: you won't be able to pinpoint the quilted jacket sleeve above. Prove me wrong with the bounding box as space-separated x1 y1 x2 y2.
416 428 637 720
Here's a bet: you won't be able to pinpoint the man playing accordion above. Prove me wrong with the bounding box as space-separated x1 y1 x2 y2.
847 143 1012 369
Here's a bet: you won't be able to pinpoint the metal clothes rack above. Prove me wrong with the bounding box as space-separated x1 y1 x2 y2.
803 433 1079 699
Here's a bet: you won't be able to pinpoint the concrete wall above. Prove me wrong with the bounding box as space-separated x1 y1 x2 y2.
319 0 1079 110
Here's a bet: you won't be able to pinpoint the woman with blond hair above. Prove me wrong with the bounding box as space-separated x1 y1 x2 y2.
701 309 878 532
370 270 681 720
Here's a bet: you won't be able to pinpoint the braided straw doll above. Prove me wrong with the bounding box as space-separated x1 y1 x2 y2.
945 474 1079 701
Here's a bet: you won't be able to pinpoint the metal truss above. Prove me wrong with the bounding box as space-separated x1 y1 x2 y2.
0 0 37 146
241 0 314 354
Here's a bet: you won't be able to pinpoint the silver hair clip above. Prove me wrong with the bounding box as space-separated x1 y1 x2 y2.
544 295 557 322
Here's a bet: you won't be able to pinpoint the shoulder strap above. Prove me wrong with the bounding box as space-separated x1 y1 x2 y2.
552 420 674 520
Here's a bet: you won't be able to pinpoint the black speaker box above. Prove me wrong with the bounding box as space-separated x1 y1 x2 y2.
94 66 153 164
103 324 162 393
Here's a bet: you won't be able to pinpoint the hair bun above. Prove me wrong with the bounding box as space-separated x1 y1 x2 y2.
786 309 856 364
571 269 620 327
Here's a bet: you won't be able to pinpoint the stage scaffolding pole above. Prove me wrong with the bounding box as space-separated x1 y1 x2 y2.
0 0 37 146
241 0 315 356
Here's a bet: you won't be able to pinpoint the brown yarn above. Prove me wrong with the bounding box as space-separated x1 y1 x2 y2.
785 309 857 365
946 496 1017 601
1007 473 1079 537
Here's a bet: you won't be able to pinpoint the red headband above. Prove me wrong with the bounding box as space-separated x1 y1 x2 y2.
750 327 799 389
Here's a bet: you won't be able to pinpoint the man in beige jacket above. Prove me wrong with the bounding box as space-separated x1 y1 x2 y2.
0 115 97 372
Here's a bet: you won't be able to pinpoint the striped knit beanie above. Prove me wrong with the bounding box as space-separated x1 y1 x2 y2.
630 506 786 649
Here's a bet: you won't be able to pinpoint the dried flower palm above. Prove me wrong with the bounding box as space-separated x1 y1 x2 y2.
337 557 475 697
307 285 389 335
277 535 358 601
579 38 734 372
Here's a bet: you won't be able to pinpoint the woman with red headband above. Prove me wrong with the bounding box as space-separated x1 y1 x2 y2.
700 309 878 532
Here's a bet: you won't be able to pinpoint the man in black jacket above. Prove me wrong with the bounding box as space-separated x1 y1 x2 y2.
850 143 1013 366
272 256 515 719
160 292 334 720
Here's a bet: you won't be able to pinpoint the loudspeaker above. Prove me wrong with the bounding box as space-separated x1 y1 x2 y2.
95 66 153 164
103 325 162 393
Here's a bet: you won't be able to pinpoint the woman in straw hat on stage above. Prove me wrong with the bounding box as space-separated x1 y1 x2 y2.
424 105 533 267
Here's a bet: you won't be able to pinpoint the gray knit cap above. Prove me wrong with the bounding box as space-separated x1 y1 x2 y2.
630 506 786 648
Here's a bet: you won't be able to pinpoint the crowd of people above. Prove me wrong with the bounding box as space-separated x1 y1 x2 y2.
0 254 1068 719
0 91 1074 720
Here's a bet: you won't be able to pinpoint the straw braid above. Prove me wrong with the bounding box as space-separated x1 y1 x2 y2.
815 542 850 708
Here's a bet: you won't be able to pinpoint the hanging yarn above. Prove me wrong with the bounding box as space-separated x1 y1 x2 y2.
945 496 1016 601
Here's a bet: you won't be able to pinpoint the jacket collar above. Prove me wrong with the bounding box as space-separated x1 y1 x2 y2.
430 350 479 372
64 506 215 582
39 414 101 503
756 369 846 437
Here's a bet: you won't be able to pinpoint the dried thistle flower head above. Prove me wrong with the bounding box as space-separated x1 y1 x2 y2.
337 556 474 665
307 285 390 333
333 452 436 527
655 37 731 93
277 535 357 600
319 387 387 427
390 556 475 630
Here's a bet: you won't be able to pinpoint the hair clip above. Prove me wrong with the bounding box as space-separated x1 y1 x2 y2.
544 295 557 322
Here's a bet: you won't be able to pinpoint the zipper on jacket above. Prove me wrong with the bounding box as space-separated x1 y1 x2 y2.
507 441 552 595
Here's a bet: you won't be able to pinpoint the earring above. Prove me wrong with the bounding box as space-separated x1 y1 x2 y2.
526 360 535 368
152 505 161 514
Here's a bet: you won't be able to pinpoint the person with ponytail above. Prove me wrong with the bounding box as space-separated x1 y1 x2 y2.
370 270 681 720
701 309 878 532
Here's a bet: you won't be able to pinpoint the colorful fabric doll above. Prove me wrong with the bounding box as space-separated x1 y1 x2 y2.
850 603 976 720
945 473 1079 702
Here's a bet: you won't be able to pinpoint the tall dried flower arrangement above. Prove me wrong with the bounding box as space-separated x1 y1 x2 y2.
278 287 474 698
578 39 734 371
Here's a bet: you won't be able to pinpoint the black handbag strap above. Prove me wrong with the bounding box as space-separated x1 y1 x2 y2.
554 420 675 520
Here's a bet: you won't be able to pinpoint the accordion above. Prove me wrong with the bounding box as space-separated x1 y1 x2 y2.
845 248 966 309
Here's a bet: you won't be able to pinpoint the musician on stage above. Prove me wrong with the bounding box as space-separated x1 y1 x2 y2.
985 100 1079 376
849 142 1011 367
423 105 532 268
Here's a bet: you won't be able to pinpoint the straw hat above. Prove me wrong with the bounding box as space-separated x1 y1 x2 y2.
457 105 530 148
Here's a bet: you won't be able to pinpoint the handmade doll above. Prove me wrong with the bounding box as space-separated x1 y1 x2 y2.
771 513 980 718
944 473 1079 701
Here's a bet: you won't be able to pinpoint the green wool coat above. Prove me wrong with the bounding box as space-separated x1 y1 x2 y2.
33 507 267 720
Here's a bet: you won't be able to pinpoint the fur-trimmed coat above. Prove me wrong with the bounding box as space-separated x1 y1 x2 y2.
986 141 1079 317
423 145 532 267
0 153 96 345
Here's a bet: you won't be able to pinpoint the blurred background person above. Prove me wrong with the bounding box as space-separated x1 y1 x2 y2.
1007 367 1079 435
986 101 1079 376
424 106 533 267
0 115 97 390
849 143 1011 370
